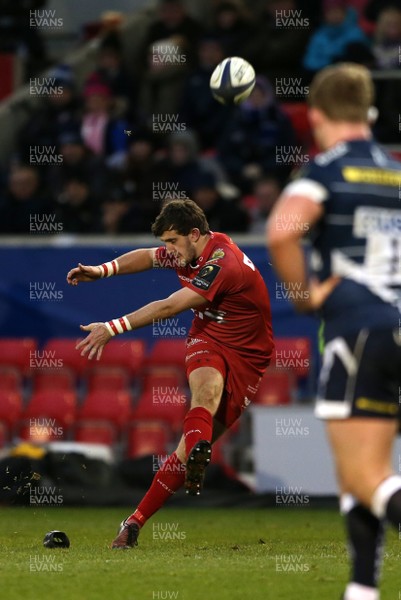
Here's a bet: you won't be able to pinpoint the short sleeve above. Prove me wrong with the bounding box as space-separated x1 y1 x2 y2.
282 161 330 204
183 257 239 303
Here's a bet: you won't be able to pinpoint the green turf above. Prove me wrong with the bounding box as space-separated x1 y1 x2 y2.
1 507 401 600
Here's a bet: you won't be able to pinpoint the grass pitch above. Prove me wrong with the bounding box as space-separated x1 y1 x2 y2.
1 507 401 600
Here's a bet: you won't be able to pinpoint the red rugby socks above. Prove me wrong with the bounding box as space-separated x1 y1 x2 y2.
125 408 213 529
126 452 185 527
183 406 213 458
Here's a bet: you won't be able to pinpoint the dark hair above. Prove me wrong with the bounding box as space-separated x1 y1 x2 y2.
151 199 210 236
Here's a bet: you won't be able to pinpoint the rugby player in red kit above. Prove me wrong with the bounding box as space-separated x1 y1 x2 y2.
66 199 274 548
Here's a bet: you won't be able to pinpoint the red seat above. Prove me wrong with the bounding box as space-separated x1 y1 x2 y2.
0 390 23 428
127 421 169 458
254 369 295 405
20 390 76 441
131 389 188 433
0 422 6 448
0 53 21 101
33 369 75 392
91 339 146 376
42 339 87 376
74 421 117 445
281 102 311 146
146 339 187 370
86 368 130 392
22 390 76 425
272 337 311 379
78 390 132 427
0 338 37 375
0 367 22 392
142 369 185 394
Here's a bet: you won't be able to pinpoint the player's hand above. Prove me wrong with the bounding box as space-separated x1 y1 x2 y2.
305 276 341 312
76 322 111 360
67 263 102 286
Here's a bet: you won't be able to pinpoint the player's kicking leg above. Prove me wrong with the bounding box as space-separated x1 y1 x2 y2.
111 367 224 549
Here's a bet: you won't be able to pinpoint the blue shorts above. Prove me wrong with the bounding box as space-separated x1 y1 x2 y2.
315 327 401 420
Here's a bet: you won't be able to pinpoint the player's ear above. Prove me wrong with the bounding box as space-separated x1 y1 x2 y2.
308 107 323 128
190 228 201 242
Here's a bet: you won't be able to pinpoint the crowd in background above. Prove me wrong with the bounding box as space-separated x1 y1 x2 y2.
0 0 400 234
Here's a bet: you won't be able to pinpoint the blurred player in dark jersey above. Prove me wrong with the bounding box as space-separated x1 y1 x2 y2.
267 63 401 600
67 199 274 549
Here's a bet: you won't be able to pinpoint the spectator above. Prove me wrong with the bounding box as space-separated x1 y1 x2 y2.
117 129 165 230
322 0 373 34
192 175 250 232
100 189 158 234
157 130 222 197
218 76 296 192
0 166 51 233
18 69 80 163
303 1 370 72
140 34 191 116
82 10 125 42
137 0 203 116
55 177 99 233
365 0 401 23
179 36 231 149
210 0 255 57
121 130 157 202
46 131 110 201
372 6 401 69
0 0 48 80
89 33 132 103
138 0 203 72
370 7 401 142
101 197 133 234
244 176 282 234
244 0 311 81
80 75 130 170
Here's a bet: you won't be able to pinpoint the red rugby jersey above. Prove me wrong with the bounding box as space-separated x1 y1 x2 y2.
154 232 274 369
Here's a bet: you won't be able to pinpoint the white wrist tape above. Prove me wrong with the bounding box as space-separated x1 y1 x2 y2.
104 316 132 336
99 260 119 278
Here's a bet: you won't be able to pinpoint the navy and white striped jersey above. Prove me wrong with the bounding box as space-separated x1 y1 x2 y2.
284 139 401 342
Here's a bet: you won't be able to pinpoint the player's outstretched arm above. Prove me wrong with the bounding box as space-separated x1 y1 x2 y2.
66 248 157 286
76 287 208 360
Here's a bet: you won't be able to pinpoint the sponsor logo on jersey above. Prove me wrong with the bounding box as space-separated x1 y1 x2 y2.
185 350 210 361
355 396 398 416
208 248 225 262
178 274 192 283
314 142 348 166
247 383 259 394
191 264 221 290
353 206 401 237
203 308 226 323
342 166 401 187
186 337 204 347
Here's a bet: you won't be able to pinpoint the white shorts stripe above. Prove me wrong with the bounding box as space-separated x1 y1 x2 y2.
314 399 352 420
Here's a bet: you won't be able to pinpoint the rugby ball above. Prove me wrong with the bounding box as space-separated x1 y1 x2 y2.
210 56 256 105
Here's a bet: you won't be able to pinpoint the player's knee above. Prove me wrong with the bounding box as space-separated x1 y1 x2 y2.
191 383 221 413
340 465 391 505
